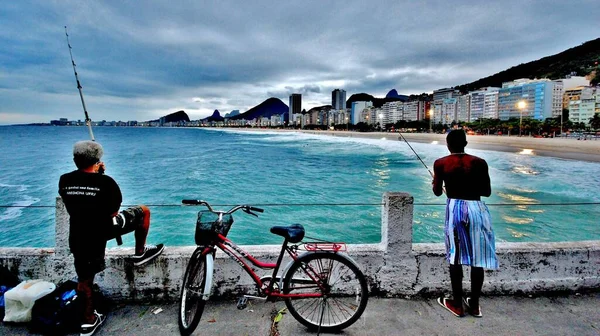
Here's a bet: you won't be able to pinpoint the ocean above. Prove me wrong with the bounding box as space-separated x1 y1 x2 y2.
1 126 599 248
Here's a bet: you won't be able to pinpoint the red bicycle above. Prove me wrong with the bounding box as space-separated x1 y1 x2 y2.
178 200 369 336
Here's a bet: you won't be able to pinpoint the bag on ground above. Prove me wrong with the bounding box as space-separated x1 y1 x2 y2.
3 279 56 323
29 280 82 335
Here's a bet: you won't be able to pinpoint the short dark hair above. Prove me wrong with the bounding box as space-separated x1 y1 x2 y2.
446 129 467 150
73 140 103 169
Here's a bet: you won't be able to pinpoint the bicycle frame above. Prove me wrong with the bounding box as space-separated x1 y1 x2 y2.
207 233 324 300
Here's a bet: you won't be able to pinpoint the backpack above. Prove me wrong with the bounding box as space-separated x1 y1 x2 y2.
29 280 82 335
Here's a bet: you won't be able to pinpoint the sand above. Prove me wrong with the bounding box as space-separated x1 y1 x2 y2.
225 128 600 162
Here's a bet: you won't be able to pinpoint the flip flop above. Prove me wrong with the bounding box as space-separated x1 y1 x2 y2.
437 297 465 317
462 297 483 317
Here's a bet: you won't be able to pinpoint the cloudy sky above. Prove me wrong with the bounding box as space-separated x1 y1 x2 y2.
1 1 599 124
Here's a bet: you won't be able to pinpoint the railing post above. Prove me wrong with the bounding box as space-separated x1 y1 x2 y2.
379 192 418 295
55 196 70 257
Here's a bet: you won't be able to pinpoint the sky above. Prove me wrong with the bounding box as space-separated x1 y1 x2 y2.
0 1 599 124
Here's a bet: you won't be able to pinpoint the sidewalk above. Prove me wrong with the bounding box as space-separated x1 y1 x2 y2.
1 294 598 335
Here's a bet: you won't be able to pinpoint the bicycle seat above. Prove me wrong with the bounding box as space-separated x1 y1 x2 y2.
270 224 305 243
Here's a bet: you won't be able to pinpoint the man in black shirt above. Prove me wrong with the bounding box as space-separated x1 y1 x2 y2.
59 141 164 336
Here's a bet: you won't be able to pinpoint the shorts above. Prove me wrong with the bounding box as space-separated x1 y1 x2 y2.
73 206 146 279
444 199 498 270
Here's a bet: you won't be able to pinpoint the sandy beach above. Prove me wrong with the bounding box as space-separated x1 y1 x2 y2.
226 128 600 162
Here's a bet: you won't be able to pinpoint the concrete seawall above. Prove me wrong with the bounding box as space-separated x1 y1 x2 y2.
0 193 598 302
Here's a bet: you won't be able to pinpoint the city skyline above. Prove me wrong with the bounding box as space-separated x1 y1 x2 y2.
1 1 599 125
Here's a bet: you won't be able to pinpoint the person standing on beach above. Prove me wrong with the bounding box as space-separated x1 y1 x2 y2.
432 129 498 318
59 141 164 336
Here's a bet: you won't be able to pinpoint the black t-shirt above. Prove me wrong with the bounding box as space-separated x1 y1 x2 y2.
58 170 122 257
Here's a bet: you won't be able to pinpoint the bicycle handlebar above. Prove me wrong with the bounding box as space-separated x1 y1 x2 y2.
181 200 264 216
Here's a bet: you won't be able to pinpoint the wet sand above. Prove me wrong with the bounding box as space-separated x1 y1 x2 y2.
226 128 600 162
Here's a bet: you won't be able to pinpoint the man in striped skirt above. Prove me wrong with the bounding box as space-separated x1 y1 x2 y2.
432 129 498 318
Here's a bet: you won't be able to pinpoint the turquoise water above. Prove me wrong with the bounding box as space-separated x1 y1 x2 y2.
1 126 599 248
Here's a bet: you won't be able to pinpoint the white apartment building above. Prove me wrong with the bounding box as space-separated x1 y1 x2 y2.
441 98 458 124
433 88 461 102
498 79 563 120
456 95 470 122
402 101 424 121
567 86 598 125
351 101 373 125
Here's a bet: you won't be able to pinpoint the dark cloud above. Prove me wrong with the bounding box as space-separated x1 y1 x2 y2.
0 0 599 123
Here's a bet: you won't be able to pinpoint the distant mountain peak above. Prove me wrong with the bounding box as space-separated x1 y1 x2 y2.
229 98 288 121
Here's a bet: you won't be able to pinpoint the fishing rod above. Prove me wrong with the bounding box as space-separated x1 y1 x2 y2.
64 26 95 141
65 26 120 243
397 132 434 178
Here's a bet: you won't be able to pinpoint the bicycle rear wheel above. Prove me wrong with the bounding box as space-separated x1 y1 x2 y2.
179 247 209 336
283 252 368 332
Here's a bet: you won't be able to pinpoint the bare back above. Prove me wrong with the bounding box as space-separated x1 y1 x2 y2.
432 153 491 200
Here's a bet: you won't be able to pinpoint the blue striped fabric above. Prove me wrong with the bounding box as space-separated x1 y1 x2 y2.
444 199 499 270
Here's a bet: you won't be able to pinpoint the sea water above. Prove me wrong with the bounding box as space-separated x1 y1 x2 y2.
1 126 599 248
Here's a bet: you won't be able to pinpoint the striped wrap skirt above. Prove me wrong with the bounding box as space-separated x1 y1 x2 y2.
444 198 499 270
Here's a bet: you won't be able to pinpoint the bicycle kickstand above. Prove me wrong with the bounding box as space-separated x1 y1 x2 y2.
236 295 267 310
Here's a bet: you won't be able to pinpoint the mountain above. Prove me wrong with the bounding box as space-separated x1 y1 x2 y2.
149 110 190 123
229 98 289 120
346 93 406 109
224 110 240 118
455 38 600 93
385 89 409 101
202 110 224 122
307 105 333 113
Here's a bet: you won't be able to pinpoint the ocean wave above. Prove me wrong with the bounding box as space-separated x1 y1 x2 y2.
0 195 40 221
0 183 28 192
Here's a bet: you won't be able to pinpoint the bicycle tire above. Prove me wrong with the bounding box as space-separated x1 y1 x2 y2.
179 247 209 336
283 252 369 332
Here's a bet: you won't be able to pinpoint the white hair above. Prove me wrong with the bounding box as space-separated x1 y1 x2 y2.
73 140 103 168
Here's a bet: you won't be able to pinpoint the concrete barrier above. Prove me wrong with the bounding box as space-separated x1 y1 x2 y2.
0 194 598 301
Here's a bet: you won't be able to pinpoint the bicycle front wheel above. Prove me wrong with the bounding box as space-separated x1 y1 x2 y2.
283 252 368 332
179 247 209 336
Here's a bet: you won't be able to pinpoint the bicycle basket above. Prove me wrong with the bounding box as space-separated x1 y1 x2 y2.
195 211 234 245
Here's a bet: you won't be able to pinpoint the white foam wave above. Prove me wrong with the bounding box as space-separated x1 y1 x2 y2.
0 195 40 221
0 183 28 192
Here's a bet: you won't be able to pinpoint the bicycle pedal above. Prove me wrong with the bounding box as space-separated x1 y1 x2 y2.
237 296 248 310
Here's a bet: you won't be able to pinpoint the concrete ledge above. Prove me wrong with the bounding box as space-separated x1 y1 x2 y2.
1 194 599 302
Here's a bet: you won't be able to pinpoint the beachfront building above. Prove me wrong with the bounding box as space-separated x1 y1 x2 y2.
497 79 563 120
381 101 402 124
402 100 425 121
468 87 500 121
351 101 373 124
441 98 458 124
456 95 470 122
331 89 346 111
289 93 302 124
567 86 599 125
270 114 284 127
433 88 461 102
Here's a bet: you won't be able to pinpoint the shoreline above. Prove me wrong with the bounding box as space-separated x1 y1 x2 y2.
223 128 600 163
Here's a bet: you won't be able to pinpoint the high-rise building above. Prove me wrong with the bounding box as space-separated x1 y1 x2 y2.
402 101 425 121
351 101 372 124
567 86 598 125
456 95 470 122
498 79 563 120
288 94 302 123
433 88 461 102
468 87 500 121
441 98 458 124
331 89 346 111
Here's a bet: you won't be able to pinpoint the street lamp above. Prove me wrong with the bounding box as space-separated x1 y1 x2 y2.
378 113 383 131
517 100 526 137
429 108 434 133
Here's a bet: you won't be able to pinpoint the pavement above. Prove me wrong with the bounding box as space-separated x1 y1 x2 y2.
1 293 599 335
